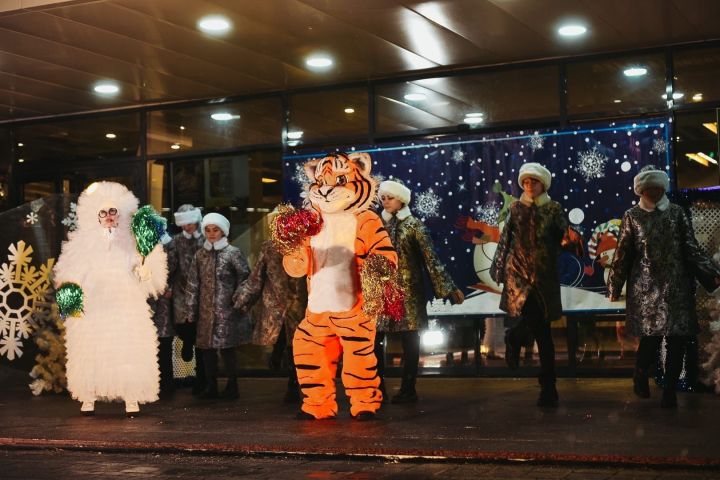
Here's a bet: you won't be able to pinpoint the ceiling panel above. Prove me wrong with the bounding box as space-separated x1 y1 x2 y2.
0 0 718 122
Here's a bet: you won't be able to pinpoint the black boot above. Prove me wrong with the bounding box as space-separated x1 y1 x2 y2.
660 389 677 409
221 377 238 400
200 377 218 399
391 375 418 404
378 378 389 404
537 380 559 408
504 329 520 370
633 368 651 399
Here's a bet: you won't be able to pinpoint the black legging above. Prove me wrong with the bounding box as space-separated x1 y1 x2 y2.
508 293 555 384
375 330 420 390
158 336 175 390
636 336 690 391
202 348 237 379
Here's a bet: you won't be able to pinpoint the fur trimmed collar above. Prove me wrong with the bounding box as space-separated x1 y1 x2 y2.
203 237 229 251
519 192 551 207
382 206 411 222
183 230 202 240
639 194 670 212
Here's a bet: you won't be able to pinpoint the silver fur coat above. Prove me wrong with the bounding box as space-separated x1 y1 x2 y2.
185 241 251 349
607 201 720 337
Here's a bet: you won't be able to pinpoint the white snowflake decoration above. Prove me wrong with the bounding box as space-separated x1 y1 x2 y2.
61 202 78 231
25 212 39 225
653 138 668 154
414 189 441 218
0 241 55 361
529 133 545 151
576 146 609 182
476 202 500 226
292 163 309 187
451 149 465 164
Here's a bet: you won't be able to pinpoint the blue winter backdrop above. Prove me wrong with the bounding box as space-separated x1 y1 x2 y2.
283 118 672 316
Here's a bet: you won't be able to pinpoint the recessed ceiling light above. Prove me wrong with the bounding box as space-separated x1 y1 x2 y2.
558 24 587 37
198 15 231 33
105 133 117 139
661 92 684 100
180 125 186 130
404 93 427 101
306 56 333 68
463 116 484 125
18 158 24 163
170 144 181 150
288 140 300 147
287 131 304 140
613 99 622 103
623 67 647 77
344 107 355 114
94 82 120 94
692 93 703 102
17 142 23 147
465 112 484 118
211 112 237 121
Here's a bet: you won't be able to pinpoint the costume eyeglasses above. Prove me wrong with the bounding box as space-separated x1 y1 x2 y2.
98 208 118 218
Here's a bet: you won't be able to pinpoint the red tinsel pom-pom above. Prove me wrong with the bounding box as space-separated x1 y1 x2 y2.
270 204 323 255
383 283 405 322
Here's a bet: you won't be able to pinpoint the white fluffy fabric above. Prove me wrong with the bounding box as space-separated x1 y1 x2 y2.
201 213 230 236
378 180 411 205
174 208 202 226
518 162 552 191
634 169 669 195
54 182 166 404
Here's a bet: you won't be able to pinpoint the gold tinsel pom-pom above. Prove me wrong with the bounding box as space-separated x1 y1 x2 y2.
360 254 404 320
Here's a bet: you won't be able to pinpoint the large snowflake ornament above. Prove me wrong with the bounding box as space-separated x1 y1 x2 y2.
292 163 309 187
476 202 500 226
529 133 545 151
0 241 55 361
451 149 465 164
576 146 609 182
653 138 668 154
61 202 78 231
414 189 441 219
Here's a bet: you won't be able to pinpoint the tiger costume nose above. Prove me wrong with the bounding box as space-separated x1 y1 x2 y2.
318 185 334 197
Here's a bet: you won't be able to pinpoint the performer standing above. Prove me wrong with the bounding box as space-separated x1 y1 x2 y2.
54 182 167 416
608 165 720 408
375 180 464 403
491 163 582 408
185 213 250 400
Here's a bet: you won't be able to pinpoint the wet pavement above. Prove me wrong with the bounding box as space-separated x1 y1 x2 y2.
1 365 720 475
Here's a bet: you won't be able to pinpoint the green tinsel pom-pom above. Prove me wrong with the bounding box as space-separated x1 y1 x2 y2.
131 205 167 257
56 282 84 318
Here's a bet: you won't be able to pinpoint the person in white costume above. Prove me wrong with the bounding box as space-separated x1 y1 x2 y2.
54 182 168 416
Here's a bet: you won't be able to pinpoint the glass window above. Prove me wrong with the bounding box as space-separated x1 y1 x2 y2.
567 53 666 117
674 109 719 189
13 113 141 165
288 88 368 144
674 46 720 105
147 98 282 155
375 66 559 134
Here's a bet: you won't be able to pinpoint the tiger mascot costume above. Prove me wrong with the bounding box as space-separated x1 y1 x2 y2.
276 152 400 420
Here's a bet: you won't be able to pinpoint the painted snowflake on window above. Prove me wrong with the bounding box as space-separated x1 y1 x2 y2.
529 133 545 151
476 202 500 226
576 146 609 182
414 189 441 219
25 212 39 225
653 138 668 154
61 202 78 231
0 241 55 361
451 149 465 164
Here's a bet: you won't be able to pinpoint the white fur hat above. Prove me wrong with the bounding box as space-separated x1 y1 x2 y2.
378 180 411 205
201 213 230 237
633 165 669 195
174 204 202 226
518 162 552 191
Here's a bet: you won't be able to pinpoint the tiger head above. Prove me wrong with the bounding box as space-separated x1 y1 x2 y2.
304 152 377 214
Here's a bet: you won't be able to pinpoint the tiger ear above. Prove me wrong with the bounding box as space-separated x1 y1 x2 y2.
347 152 372 177
303 158 321 182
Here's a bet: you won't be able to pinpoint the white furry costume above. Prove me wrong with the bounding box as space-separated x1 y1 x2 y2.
54 182 167 404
